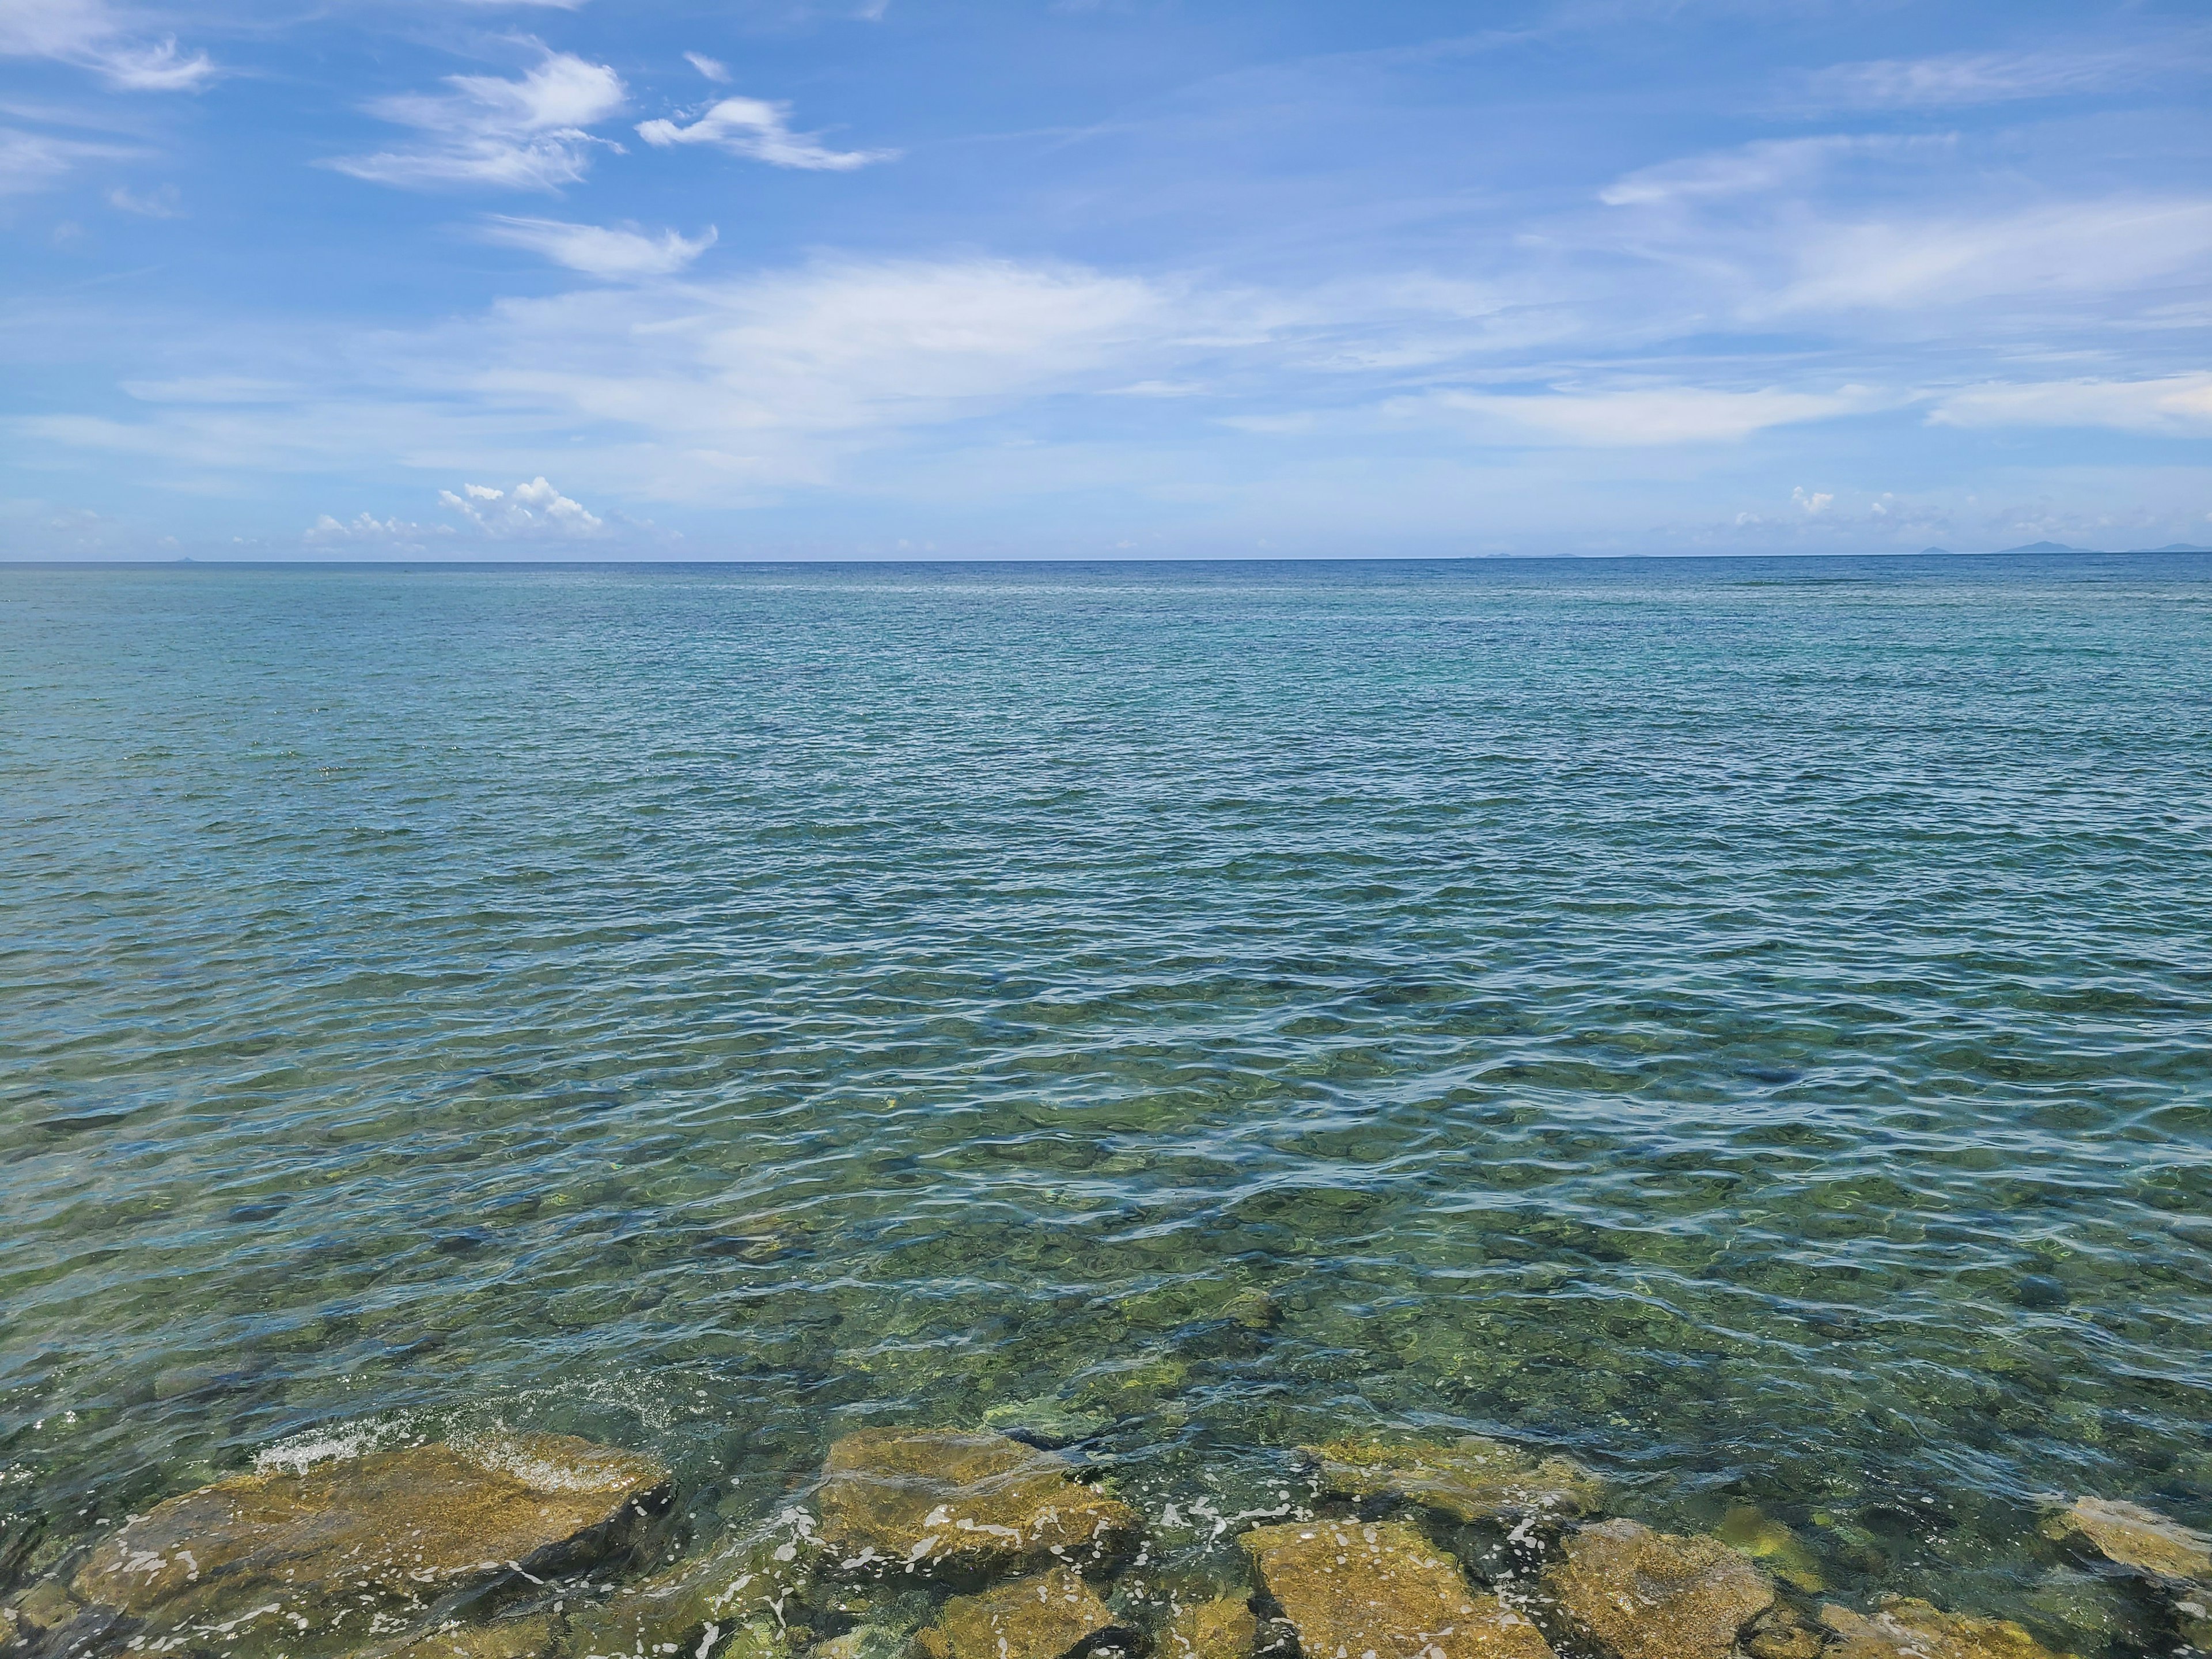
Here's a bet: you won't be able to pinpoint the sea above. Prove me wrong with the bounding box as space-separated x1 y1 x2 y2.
3 552 2209 1646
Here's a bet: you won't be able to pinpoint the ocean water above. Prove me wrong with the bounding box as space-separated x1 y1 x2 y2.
3 554 2210 1644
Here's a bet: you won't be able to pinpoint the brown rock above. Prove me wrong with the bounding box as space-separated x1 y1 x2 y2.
1548 1519 1773 1659
816 1431 1134 1575
912 1569 1115 1659
1821 1599 2074 1659
1162 1596 1258 1659
1243 1519 1556 1659
1745 1604 1827 1659
2052 1499 2212 1586
1306 1436 1603 1524
389 1613 560 1659
565 1518 818 1659
70 1433 669 1642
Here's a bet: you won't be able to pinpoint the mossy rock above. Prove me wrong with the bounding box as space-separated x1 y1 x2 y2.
1820 1599 2075 1659
815 1431 1134 1578
1160 1596 1258 1659
67 1433 670 1657
565 1518 819 1659
1243 1518 1555 1659
912 1569 1117 1659
1548 1519 1774 1659
2047 1499 2212 1587
1305 1435 1603 1525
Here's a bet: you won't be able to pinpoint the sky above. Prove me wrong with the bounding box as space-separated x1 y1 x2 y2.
2 0 2209 560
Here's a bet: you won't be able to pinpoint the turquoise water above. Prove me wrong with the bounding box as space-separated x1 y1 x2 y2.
3 555 2210 1643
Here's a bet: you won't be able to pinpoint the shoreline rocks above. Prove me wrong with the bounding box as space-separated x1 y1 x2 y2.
65 1433 669 1649
1305 1435 1603 1526
1821 1598 2075 1659
1547 1518 1774 1659
912 1568 1117 1659
1244 1518 1555 1659
2048 1498 2212 1588
815 1430 1135 1578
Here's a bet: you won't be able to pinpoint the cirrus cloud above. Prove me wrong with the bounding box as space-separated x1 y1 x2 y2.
635 96 891 171
329 51 626 192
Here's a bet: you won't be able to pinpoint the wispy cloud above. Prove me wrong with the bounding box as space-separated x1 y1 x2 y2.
480 215 717 279
1600 135 1948 207
1930 374 2212 435
0 124 139 193
1798 46 2173 109
683 51 729 84
1408 385 1878 446
107 180 181 215
636 96 891 171
1769 198 2212 313
0 0 214 90
330 50 626 191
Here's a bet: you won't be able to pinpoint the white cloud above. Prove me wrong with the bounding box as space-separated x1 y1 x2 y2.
0 0 213 89
1410 385 1874 445
684 51 729 84
1800 47 2161 109
0 124 137 192
305 510 448 546
438 476 604 537
1600 135 1946 208
1769 198 2212 313
330 51 626 191
480 215 716 279
107 180 181 215
635 96 891 171
1929 374 2212 435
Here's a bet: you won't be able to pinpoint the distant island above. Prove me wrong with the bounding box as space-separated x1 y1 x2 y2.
1918 541 2212 556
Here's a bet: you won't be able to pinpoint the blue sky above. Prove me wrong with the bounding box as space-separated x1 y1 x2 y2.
2 0 2208 559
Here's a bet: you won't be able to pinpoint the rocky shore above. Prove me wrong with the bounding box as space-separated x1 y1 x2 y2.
3 1426 2206 1659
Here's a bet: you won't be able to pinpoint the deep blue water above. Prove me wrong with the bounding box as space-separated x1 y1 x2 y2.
2 554 2209 1647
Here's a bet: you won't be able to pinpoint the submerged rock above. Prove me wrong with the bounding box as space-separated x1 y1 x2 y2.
1160 1596 1257 1659
815 1431 1135 1577
1548 1518 1774 1659
389 1612 561 1659
1745 1603 1827 1659
1821 1599 2074 1659
912 1569 1116 1659
1717 1506 1827 1592
2049 1499 2212 1586
564 1513 818 1659
979 1399 1112 1450
1305 1435 1603 1525
1243 1518 1555 1659
68 1433 669 1649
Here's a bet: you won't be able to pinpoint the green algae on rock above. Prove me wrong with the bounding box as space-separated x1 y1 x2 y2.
564 1513 820 1659
911 1569 1116 1659
1716 1506 1827 1593
1243 1518 1555 1659
815 1431 1135 1577
1548 1519 1774 1659
1305 1435 1603 1525
2048 1499 2212 1588
66 1433 670 1650
1160 1595 1258 1659
388 1612 562 1659
1821 1599 2075 1659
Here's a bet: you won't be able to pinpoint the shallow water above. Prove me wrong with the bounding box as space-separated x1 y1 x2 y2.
3 555 2210 1646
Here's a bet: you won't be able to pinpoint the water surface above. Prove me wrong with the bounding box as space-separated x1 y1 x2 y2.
3 555 2209 1645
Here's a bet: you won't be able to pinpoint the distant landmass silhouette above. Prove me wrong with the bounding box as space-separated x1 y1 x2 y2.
1915 541 2211 556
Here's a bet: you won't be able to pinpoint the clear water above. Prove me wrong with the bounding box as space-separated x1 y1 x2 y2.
3 555 2209 1645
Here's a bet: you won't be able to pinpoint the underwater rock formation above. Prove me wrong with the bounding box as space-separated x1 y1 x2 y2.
815 1430 1135 1577
1304 1435 1603 1525
59 1434 668 1654
1243 1518 1555 1659
1547 1518 1774 1659
2050 1499 2212 1587
1160 1596 1258 1659
911 1568 1116 1659
1821 1598 2075 1659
